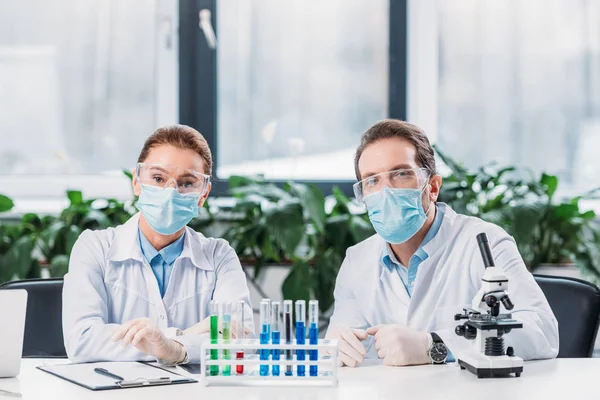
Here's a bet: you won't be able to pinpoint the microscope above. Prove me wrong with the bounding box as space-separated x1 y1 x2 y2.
454 232 524 378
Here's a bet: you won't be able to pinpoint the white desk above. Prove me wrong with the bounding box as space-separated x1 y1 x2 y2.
2 358 599 400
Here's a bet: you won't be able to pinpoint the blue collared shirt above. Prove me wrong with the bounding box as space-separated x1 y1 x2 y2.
138 228 185 297
381 204 445 297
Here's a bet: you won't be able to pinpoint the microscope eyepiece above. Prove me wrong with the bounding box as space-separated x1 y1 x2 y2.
476 233 495 268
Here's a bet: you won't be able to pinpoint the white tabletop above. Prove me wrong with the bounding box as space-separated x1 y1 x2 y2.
1 358 599 400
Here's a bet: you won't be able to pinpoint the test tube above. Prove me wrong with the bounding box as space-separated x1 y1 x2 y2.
209 300 219 376
235 300 245 375
295 300 306 376
308 300 319 376
259 300 271 376
221 302 232 376
271 302 281 376
283 300 293 376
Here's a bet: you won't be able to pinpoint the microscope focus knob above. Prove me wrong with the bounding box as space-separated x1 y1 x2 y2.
455 325 465 337
464 325 477 340
455 324 477 340
507 346 515 357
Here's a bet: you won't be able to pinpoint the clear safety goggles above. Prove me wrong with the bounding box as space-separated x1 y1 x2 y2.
353 167 430 203
136 163 211 195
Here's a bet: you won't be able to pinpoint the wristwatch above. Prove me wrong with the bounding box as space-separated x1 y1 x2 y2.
428 332 449 364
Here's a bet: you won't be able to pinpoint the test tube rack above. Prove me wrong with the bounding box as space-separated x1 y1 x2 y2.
200 339 339 387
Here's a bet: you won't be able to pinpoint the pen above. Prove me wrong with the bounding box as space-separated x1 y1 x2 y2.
93 367 124 382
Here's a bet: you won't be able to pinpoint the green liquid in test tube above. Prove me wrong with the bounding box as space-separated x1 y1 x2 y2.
210 300 219 376
222 302 232 376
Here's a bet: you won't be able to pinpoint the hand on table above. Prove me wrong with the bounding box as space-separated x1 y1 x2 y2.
366 324 432 366
111 318 185 364
325 324 369 367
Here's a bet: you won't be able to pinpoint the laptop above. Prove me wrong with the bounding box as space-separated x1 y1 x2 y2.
0 289 27 378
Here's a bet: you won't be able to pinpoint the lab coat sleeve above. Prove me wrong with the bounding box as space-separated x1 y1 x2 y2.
436 232 559 361
327 249 369 333
175 244 255 364
62 231 151 362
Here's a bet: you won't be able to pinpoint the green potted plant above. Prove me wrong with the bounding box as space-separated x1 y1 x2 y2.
223 176 373 314
436 147 600 282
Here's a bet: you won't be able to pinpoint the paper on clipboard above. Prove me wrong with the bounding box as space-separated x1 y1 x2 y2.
38 362 196 391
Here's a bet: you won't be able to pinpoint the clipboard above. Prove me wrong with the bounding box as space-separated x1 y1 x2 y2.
37 361 197 391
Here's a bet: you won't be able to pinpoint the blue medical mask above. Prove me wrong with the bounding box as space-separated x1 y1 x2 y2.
364 186 431 244
136 184 201 235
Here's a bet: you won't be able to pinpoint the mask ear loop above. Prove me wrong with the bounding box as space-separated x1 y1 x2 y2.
419 175 434 216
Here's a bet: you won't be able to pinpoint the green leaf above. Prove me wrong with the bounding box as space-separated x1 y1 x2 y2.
50 254 70 278
123 169 133 182
265 200 305 255
228 175 264 189
540 173 558 200
0 194 14 212
281 261 312 305
67 190 84 206
65 225 82 254
312 250 342 313
287 182 326 233
4 235 35 279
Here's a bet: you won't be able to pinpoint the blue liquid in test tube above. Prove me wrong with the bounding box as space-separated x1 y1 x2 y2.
308 300 319 377
271 301 281 376
259 300 270 376
295 300 306 377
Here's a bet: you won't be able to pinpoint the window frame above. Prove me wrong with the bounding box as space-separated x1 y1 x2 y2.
178 0 409 196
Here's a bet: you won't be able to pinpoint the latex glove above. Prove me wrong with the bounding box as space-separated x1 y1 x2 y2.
366 325 432 366
112 318 185 364
325 324 369 367
183 316 251 338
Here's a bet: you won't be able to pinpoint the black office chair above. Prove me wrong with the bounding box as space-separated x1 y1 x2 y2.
534 274 600 358
0 278 67 358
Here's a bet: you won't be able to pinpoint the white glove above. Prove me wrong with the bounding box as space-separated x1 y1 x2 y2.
183 316 251 338
366 325 432 366
112 318 186 364
325 324 369 367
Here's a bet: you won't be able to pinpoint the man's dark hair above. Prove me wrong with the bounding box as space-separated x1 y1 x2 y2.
354 119 436 180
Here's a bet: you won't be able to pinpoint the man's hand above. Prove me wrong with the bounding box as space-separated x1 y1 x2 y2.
325 324 369 367
366 325 432 366
183 316 251 338
111 318 185 364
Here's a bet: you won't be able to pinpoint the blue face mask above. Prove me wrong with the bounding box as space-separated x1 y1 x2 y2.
136 184 201 235
364 186 430 244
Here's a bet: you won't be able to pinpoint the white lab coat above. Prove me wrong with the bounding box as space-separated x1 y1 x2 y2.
62 213 255 363
328 203 559 361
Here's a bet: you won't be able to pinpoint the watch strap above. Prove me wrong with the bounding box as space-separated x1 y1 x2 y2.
431 332 443 344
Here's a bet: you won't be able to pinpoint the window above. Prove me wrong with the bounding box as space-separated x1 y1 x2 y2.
437 0 600 193
216 0 389 180
180 0 407 193
2 0 408 204
0 0 178 201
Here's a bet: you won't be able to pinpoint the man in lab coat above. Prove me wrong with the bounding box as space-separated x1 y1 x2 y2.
326 119 558 367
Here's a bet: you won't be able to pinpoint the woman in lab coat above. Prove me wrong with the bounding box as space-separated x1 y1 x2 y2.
62 125 254 364
326 119 559 367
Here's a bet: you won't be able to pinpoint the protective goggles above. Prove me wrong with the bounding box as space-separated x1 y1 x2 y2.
353 167 430 202
136 163 211 195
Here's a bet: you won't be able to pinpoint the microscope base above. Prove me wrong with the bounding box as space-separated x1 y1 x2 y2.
457 355 523 378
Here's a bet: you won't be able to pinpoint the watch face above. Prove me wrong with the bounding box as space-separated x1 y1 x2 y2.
430 342 448 363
